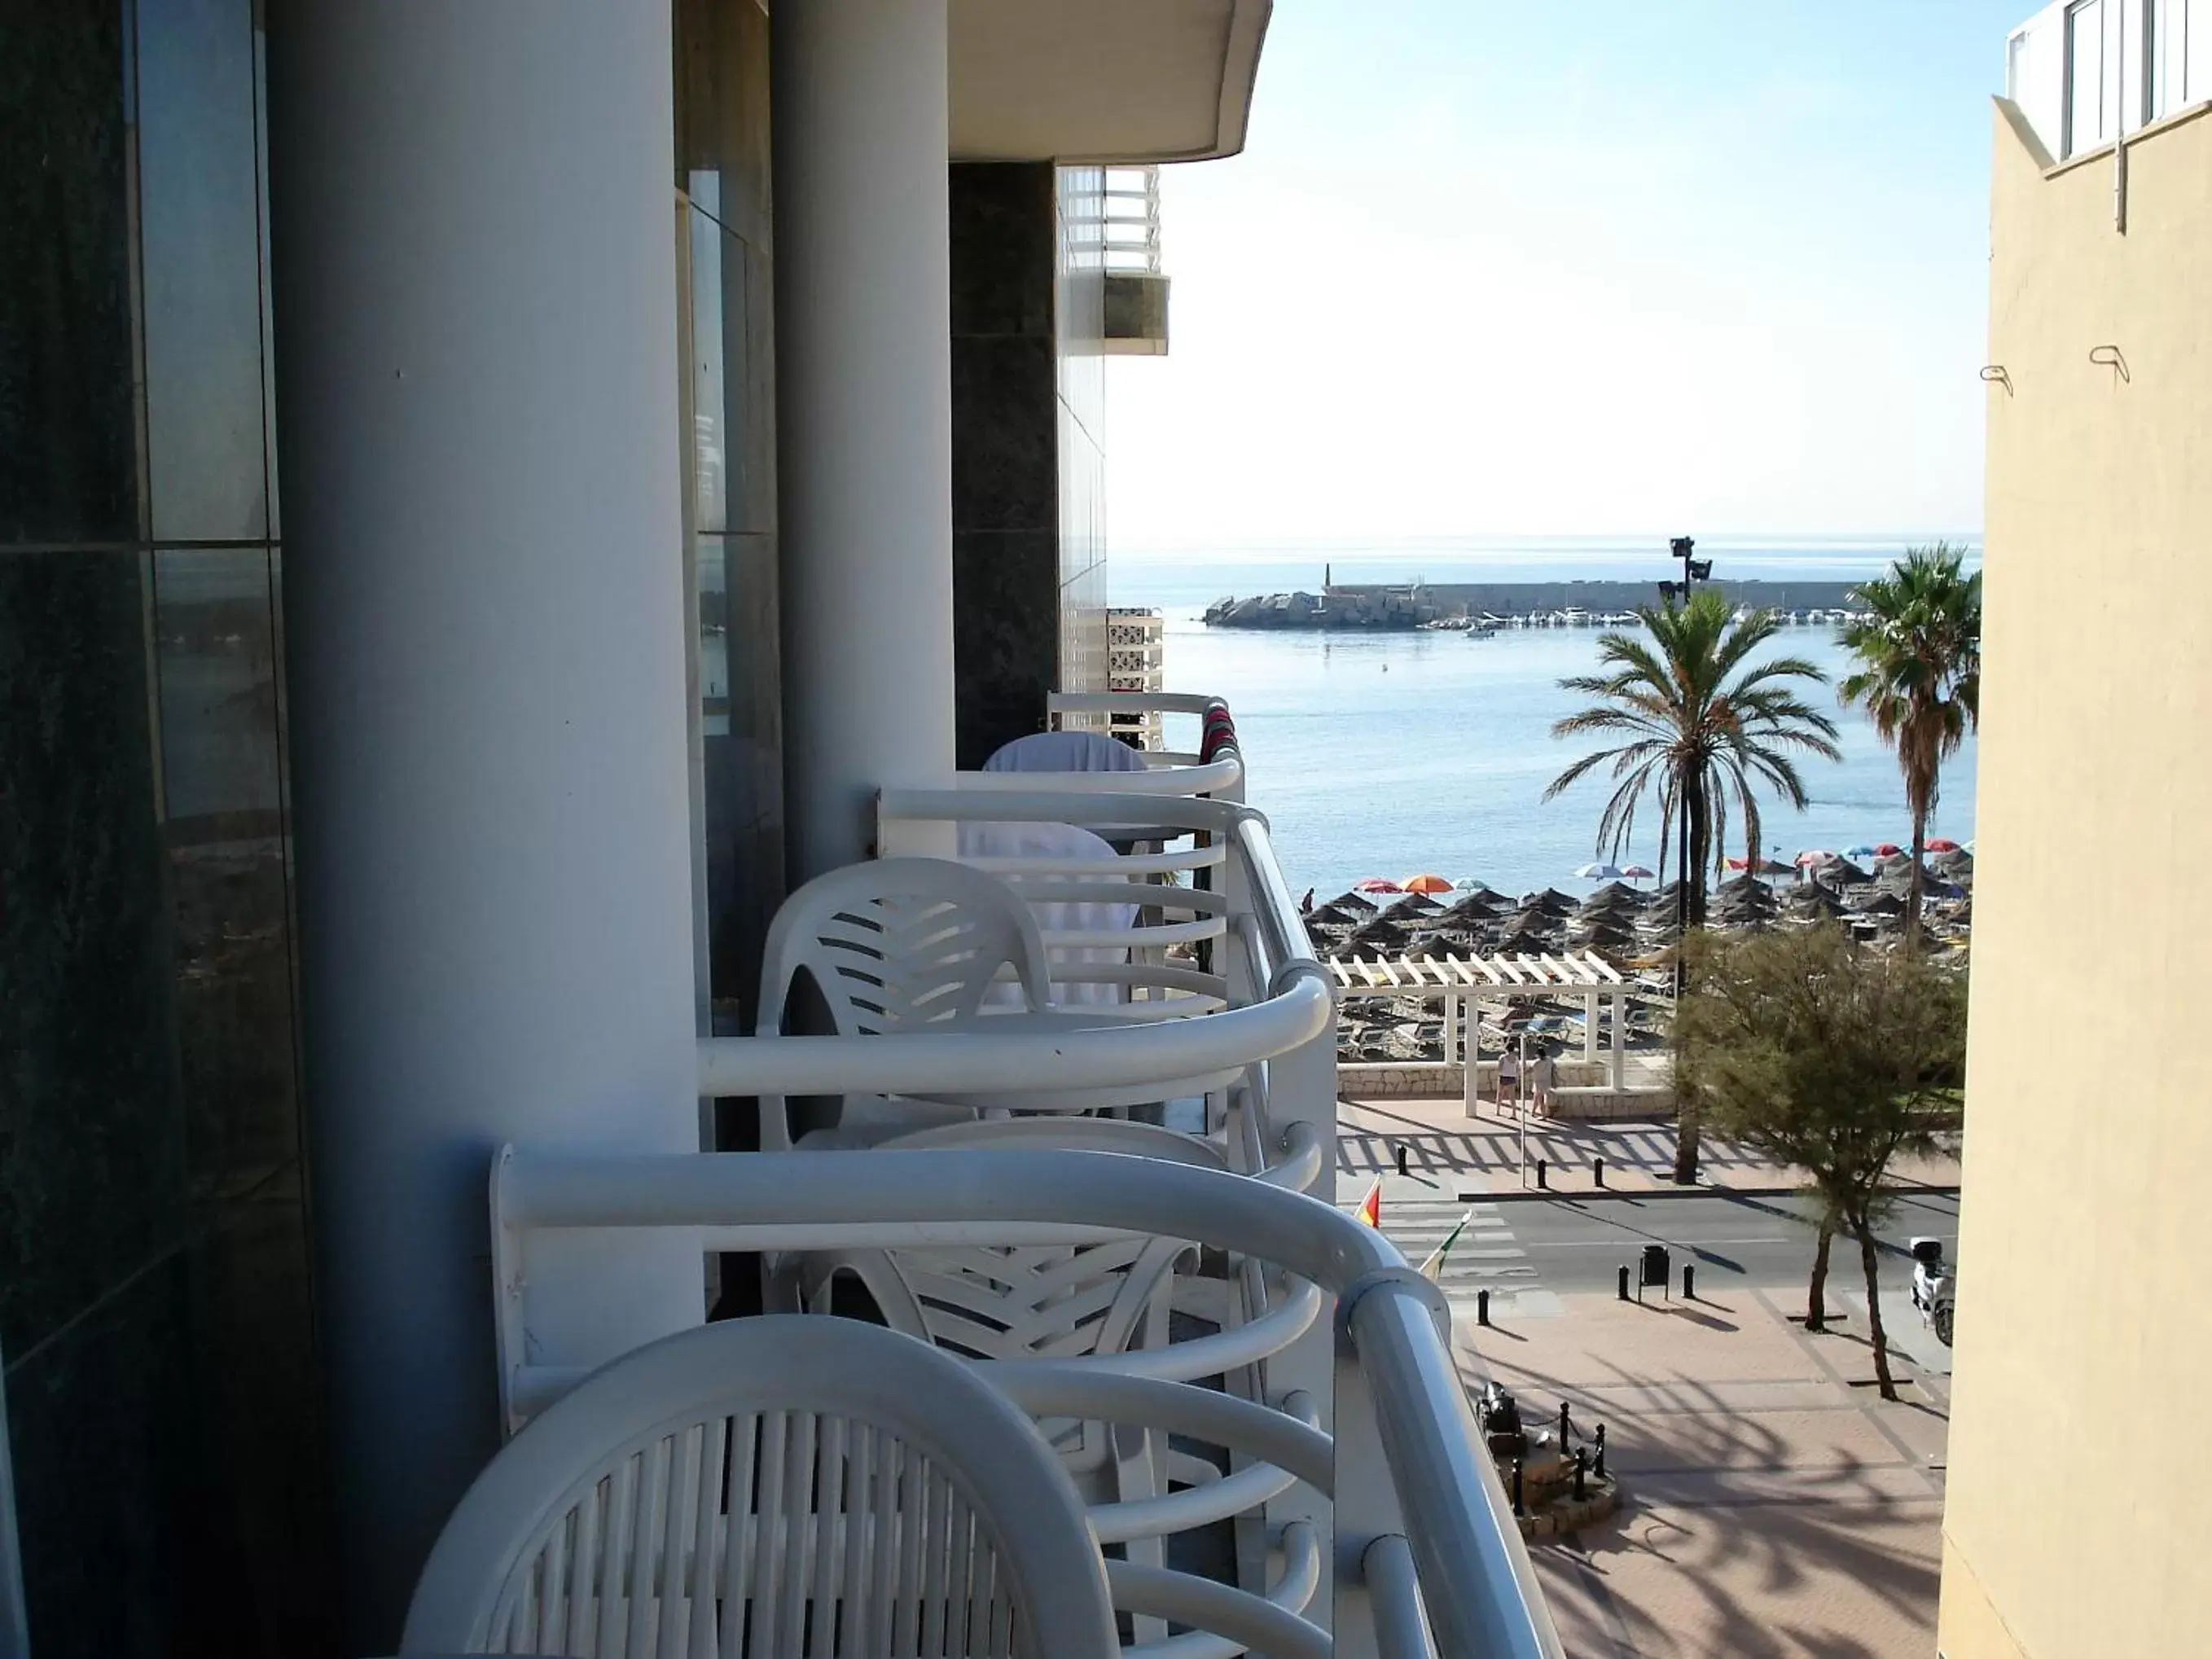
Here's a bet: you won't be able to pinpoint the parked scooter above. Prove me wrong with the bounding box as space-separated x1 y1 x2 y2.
1909 1236 1955 1347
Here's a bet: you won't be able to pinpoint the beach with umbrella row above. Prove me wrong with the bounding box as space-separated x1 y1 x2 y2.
1306 850 1972 1064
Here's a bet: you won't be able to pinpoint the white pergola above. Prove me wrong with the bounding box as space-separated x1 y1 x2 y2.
1326 950 1666 1086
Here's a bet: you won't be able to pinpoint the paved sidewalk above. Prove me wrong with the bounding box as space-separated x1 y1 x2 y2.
1460 1288 1948 1657
1340 1095 1962 1197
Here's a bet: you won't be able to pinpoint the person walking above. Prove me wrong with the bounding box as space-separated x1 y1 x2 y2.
1530 1046 1556 1115
1497 1042 1521 1110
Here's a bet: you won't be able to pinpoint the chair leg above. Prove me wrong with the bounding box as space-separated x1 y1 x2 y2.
1112 1417 1170 1646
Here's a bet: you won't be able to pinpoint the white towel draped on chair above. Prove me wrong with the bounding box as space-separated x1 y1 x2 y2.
956 820 1136 1010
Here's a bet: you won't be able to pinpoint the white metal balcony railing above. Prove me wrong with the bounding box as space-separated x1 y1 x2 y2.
488 695 1565 1659
2008 0 2211 160
1099 167 1165 274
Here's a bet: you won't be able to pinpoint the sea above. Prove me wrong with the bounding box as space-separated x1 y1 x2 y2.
1107 540 1980 901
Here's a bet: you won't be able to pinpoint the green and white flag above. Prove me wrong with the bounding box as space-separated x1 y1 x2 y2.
1415 1208 1478 1283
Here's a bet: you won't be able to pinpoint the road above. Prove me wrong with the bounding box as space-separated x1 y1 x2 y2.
1490 1190 1959 1293
1359 1187 1960 1329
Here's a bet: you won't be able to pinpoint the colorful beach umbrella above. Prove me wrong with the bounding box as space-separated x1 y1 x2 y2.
1873 842 1903 857
1797 849 1838 867
1842 845 1879 860
1926 838 1962 853
1402 873 1453 894
1622 864 1655 880
1724 855 1751 871
1574 862 1626 880
1355 877 1403 893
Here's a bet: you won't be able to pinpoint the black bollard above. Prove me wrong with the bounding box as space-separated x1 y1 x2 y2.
1512 1457 1525 1516
1394 1142 1409 1178
1536 1157 1548 1189
1683 1262 1696 1301
1617 1264 1630 1301
1573 1448 1588 1501
1594 1156 1605 1188
1477 1288 1491 1327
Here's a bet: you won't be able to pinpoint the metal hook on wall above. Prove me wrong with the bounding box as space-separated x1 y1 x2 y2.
1979 366 2013 396
2089 345 2130 383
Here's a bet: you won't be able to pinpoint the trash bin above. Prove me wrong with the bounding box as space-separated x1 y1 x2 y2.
1639 1243 1670 1289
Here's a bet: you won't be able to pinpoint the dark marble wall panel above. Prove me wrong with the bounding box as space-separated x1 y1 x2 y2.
949 163 1061 766
0 2 139 542
678 0 783 1051
0 552 184 1358
952 335 1057 533
700 529 784 1026
151 547 301 1207
954 530 1057 770
0 5 327 1654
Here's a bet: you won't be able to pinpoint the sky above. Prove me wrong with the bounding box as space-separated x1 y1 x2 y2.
1105 1 2025 554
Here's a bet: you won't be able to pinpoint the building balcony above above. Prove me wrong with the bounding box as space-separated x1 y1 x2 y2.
951 0 1271 161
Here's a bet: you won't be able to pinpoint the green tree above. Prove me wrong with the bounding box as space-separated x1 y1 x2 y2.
1547 589 1842 1182
1677 925 1967 1400
1838 544 1982 950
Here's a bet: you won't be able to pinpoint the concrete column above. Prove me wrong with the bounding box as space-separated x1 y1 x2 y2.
1583 992 1600 1063
1610 993 1629 1090
775 0 956 876
266 7 700 1644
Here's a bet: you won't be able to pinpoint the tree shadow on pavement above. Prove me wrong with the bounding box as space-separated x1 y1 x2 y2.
1459 1310 1943 1656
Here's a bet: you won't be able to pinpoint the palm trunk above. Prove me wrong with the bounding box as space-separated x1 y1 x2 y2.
1907 802 1927 952
1806 1223 1833 1332
1670 779 1712 1184
1686 780 1712 928
1854 1218 1898 1402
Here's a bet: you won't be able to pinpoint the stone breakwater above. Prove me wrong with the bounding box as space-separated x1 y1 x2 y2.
1203 579 1869 630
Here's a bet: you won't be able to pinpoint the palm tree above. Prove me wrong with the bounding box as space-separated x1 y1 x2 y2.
1547 589 1842 924
1838 545 1982 950
1547 589 1842 1183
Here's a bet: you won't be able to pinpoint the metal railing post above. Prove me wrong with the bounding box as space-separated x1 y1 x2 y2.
1332 1333 1405 1659
1262 990 1340 1630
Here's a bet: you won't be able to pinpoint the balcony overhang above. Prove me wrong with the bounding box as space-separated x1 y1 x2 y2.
949 0 1271 162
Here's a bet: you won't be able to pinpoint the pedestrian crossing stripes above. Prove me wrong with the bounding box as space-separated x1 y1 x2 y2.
1338 1194 1565 1320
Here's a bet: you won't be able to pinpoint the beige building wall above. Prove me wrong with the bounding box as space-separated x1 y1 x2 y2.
1938 99 2212 1659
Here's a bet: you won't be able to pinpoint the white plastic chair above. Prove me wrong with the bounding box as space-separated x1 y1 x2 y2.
402 1315 1117 1658
753 858 1056 1150
792 1120 1227 1647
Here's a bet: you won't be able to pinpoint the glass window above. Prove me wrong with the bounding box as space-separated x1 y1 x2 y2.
2068 0 2107 155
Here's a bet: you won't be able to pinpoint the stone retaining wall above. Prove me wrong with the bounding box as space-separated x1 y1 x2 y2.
1542 1086 1677 1121
1336 1061 1464 1097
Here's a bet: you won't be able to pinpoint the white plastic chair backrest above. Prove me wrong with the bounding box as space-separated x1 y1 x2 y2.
402 1316 1117 1658
757 857 1052 1039
806 1125 1211 1354
799 1127 1213 1475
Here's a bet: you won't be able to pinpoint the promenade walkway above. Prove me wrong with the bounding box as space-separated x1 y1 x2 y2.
1463 1288 1949 1657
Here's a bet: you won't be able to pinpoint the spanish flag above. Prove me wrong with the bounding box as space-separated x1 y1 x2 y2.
1354 1175 1383 1229
1417 1209 1477 1283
